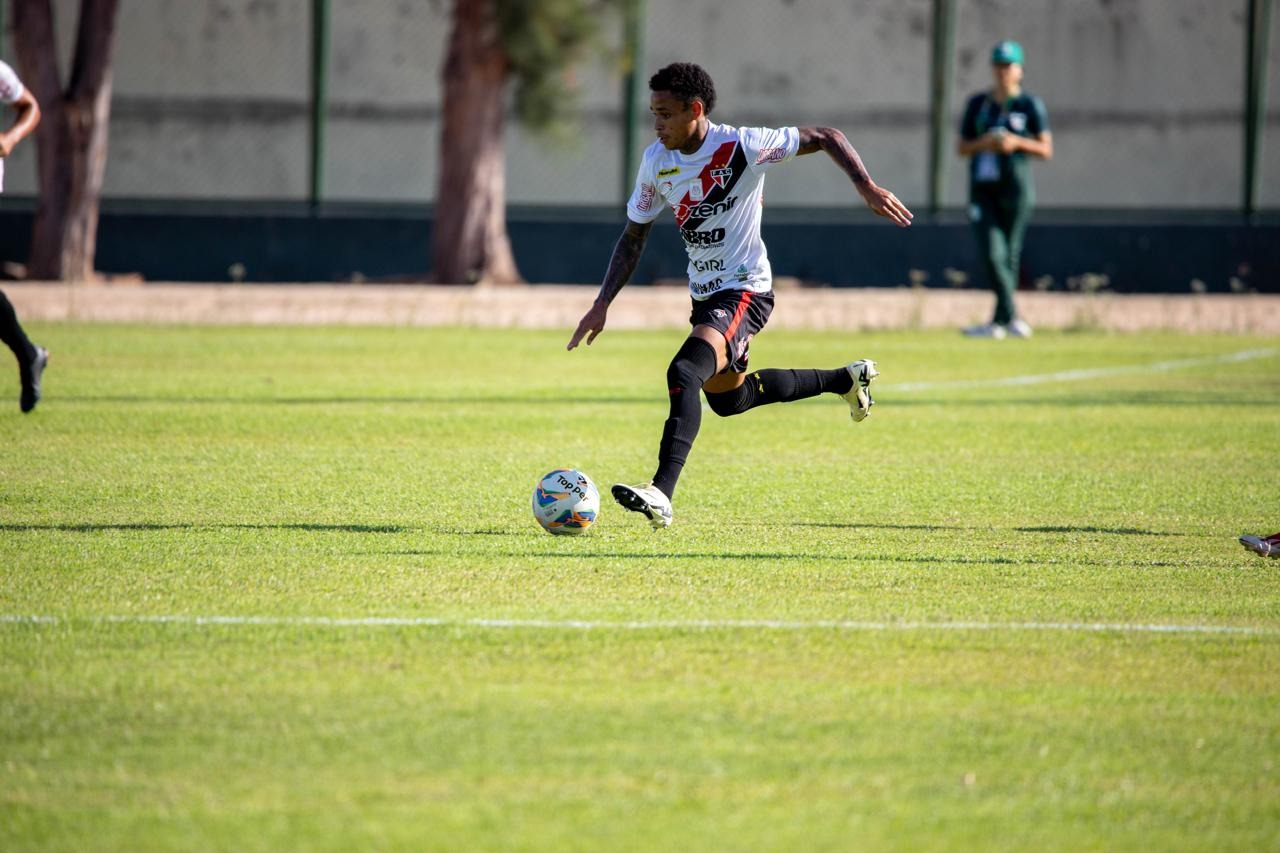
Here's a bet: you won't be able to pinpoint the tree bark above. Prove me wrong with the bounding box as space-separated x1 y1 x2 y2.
12 0 120 283
432 0 522 285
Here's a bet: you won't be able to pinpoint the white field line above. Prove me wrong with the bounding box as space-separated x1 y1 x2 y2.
1 614 1276 637
886 348 1278 393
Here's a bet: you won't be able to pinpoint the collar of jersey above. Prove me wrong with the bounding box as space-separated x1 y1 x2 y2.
671 123 724 161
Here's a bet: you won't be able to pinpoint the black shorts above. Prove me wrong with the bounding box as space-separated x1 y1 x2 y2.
689 289 774 374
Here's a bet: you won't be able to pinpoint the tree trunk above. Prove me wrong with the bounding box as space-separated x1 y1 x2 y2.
432 0 522 285
13 0 120 283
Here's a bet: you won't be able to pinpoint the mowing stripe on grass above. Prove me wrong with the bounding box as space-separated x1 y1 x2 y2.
2 614 1276 637
888 348 1277 393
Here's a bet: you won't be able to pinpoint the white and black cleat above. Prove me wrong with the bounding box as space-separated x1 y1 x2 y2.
841 359 878 422
611 482 673 529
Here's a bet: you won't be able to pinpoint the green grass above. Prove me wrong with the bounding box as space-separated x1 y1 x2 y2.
2 323 1278 851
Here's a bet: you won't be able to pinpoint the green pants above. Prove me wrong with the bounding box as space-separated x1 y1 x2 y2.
970 185 1033 326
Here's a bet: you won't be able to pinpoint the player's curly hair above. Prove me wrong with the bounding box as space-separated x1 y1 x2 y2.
649 62 717 115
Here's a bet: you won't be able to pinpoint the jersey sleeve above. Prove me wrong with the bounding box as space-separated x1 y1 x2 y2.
624 155 663 224
742 126 799 175
959 94 982 140
1027 95 1050 135
0 61 25 105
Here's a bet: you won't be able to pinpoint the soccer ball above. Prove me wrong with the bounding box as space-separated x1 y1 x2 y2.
532 468 599 535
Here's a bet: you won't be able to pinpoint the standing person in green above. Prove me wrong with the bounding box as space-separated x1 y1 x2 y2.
957 40 1052 339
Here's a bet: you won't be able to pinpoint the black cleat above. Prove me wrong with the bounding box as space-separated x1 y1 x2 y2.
20 345 48 413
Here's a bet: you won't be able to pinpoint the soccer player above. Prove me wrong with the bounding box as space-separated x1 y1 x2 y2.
567 62 912 529
956 40 1052 339
0 58 47 412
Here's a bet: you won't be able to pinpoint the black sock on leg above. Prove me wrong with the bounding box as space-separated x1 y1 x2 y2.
705 367 852 416
651 337 718 500
754 367 853 401
0 291 35 364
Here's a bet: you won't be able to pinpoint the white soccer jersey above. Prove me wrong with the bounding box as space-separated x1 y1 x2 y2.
0 60 26 194
627 122 799 300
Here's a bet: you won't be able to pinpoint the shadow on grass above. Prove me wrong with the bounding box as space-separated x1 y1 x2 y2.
3 522 1183 541
765 522 1180 537
0 522 410 533
376 548 1028 566
1016 525 1180 536
785 522 974 531
375 548 1192 569
55 395 651 407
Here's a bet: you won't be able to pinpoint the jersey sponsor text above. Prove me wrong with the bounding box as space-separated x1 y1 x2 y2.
627 122 799 300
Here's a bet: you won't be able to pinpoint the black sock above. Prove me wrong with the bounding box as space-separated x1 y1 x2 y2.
0 291 35 363
651 337 718 500
705 367 852 416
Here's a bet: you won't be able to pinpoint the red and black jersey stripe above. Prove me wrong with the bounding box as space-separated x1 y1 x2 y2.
672 140 750 229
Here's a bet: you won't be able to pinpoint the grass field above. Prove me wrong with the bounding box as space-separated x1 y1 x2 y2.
2 322 1278 851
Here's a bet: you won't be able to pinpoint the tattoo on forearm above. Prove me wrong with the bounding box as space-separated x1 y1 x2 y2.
799 127 870 188
828 136 871 187
597 225 649 304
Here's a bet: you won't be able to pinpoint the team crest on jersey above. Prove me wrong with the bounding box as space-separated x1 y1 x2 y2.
1008 112 1027 132
709 166 733 189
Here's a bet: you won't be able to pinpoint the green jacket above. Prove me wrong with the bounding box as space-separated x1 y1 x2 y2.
960 90 1050 194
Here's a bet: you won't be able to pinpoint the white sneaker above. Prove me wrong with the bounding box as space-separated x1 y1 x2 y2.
1006 318 1034 338
841 359 878 422
611 482 673 529
962 323 1007 339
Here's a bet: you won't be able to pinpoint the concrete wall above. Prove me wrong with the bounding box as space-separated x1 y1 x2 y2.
0 0 1276 209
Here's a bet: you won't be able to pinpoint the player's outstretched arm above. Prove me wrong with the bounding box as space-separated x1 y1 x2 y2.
567 219 652 350
797 126 913 227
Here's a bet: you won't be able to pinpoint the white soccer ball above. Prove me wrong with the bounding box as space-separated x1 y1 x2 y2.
532 468 600 535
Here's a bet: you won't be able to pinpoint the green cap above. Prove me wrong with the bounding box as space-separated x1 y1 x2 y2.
991 40 1024 65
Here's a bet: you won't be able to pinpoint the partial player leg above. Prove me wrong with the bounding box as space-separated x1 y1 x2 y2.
0 290 47 413
0 290 35 363
1240 532 1280 558
652 335 719 500
612 333 720 528
705 361 877 422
